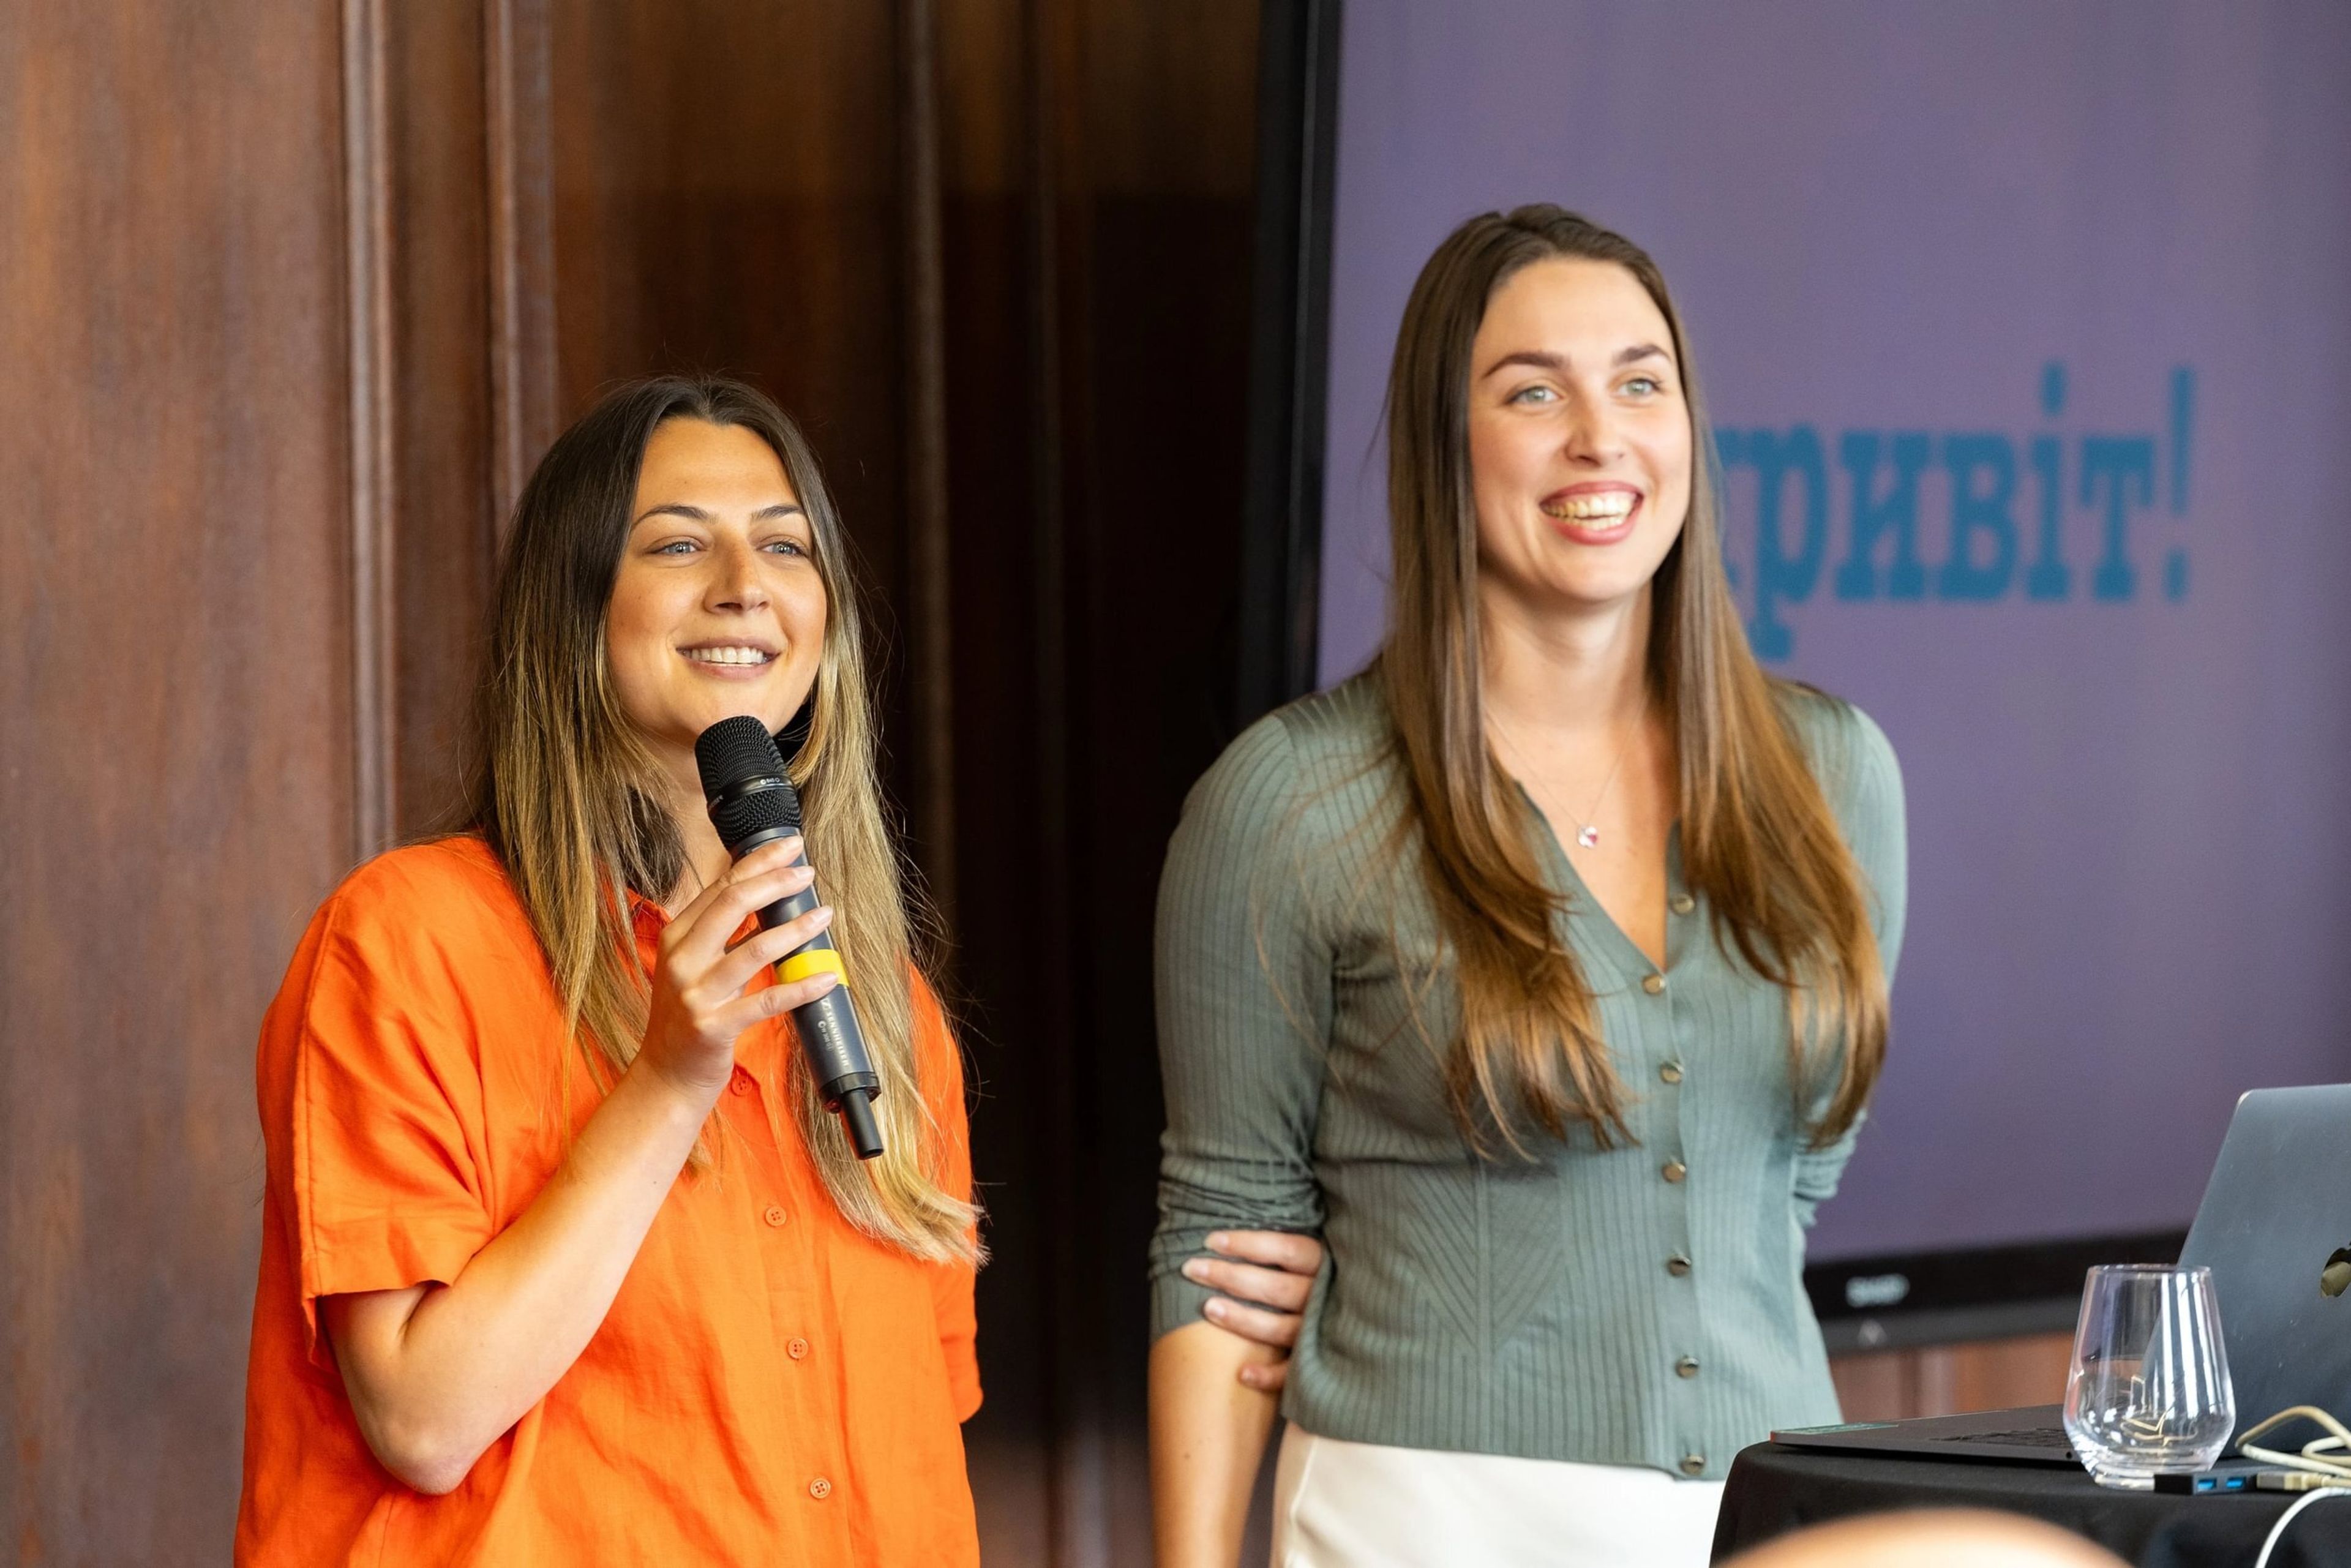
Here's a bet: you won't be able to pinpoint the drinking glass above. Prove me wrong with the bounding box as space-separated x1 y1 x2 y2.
2062 1264 2235 1488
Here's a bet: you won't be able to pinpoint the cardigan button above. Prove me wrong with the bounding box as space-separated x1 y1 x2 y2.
1659 1062 1683 1085
1642 973 1666 996
1667 1254 1692 1277
1662 1160 1687 1184
1670 893 1695 915
1676 1356 1701 1379
1680 1453 1706 1476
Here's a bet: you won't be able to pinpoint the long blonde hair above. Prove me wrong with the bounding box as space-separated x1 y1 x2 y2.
466 375 978 1262
1379 205 1886 1153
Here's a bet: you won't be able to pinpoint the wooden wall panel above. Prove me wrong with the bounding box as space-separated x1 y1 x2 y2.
937 3 1262 1561
1832 1333 2075 1425
546 0 931 857
486 0 560 538
0 4 359 1559
382 2 501 836
929 12 1056 1556
546 0 907 557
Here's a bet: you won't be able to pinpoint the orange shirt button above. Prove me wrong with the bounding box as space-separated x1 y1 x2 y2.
730 1072 754 1095
808 1477 833 1500
788 1337 810 1360
762 1204 789 1227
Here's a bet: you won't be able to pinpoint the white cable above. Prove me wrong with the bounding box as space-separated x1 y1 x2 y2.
2239 1406 2351 1483
2251 1484 2350 1568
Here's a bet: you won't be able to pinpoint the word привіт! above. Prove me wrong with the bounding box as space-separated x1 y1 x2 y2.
1719 364 2196 659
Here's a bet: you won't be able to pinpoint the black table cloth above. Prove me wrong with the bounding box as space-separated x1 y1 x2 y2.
1712 1443 2351 1567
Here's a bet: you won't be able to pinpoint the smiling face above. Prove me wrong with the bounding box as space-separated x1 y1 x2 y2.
604 417 828 778
1466 256 1693 620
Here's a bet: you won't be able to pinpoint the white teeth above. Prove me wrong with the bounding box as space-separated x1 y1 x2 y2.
684 646 773 666
1540 492 1638 522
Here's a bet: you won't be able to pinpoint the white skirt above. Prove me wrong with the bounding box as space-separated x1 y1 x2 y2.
1269 1427 1725 1568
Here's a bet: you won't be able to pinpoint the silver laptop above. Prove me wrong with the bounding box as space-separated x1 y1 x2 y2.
1774 1084 2351 1466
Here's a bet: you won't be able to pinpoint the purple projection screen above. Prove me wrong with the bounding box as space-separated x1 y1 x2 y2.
1313 2 2351 1262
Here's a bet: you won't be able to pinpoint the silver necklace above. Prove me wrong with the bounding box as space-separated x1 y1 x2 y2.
1492 716 1633 850
1567 734 1630 849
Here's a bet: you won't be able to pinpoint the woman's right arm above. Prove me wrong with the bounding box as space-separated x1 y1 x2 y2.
1149 716 1334 1566
1150 1320 1284 1566
321 837 834 1495
1152 1229 1327 1564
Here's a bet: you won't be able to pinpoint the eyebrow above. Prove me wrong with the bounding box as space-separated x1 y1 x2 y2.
1479 343 1674 378
631 501 806 526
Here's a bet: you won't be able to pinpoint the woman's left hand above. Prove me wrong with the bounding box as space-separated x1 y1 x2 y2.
1180 1229 1325 1391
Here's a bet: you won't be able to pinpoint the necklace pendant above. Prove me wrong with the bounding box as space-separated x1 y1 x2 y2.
1575 824 1600 849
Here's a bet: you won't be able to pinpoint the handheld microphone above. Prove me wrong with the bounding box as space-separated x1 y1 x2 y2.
694 715 884 1160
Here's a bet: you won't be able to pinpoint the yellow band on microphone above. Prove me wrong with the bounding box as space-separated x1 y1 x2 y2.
780 948 847 987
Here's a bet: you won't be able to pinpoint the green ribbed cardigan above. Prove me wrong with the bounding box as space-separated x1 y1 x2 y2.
1149 673 1907 1481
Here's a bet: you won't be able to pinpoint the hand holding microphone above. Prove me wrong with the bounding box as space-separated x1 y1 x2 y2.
638 835 838 1101
693 715 886 1159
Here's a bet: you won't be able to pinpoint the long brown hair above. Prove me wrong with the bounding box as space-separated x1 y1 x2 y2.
466 375 978 1262
1378 204 1886 1153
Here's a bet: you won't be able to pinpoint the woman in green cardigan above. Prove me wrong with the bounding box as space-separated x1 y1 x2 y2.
1147 206 1907 1567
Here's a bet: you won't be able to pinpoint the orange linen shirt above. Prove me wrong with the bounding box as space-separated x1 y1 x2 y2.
236 835 981 1566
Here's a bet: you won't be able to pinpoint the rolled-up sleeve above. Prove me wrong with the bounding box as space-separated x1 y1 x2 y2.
1149 713 1333 1340
285 891 496 1368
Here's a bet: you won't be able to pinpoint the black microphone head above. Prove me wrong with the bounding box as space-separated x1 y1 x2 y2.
694 716 803 853
696 714 785 795
710 779 801 851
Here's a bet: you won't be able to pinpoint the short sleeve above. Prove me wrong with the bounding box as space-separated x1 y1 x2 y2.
1149 711 1334 1341
910 972 982 1421
276 879 497 1367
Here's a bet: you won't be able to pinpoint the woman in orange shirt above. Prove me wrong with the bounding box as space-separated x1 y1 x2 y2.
235 376 984 1564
